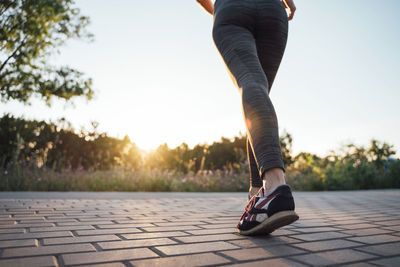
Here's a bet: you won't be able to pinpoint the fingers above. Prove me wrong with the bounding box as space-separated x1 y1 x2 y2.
282 0 296 21
288 6 296 20
289 4 296 20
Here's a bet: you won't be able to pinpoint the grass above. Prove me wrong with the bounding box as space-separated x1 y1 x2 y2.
1 158 399 192
0 162 248 192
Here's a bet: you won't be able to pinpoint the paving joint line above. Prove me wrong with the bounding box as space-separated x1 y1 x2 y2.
55 254 65 267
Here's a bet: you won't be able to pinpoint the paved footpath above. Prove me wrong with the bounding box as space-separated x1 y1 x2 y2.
0 190 399 267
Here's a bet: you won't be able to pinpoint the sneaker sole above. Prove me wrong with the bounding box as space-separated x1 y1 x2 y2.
238 210 299 236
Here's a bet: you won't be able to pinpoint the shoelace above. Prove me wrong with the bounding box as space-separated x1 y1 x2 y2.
237 193 258 227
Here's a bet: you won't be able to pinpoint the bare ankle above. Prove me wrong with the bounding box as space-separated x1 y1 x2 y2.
262 167 286 190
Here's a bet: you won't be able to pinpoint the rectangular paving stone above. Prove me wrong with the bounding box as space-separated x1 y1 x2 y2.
257 245 305 257
210 220 238 224
382 225 400 231
214 217 240 221
334 219 369 225
97 223 153 228
141 225 202 232
0 231 72 241
35 219 77 223
2 243 95 258
176 233 244 243
155 241 238 255
198 223 236 229
132 252 231 266
153 221 206 227
356 242 400 256
43 234 121 245
347 234 400 244
98 238 176 249
186 228 237 235
0 223 54 229
368 217 400 223
0 228 25 234
62 248 158 265
44 215 66 218
342 263 377 267
9 211 36 214
0 256 57 267
336 223 379 230
79 218 122 222
370 256 400 267
12 215 44 219
114 219 167 224
291 221 333 228
292 227 341 233
271 229 298 236
0 221 14 225
122 231 189 240
56 221 113 226
10 219 42 223
85 263 125 267
228 236 299 248
75 228 142 235
342 228 393 236
291 249 377 266
222 245 304 261
291 231 350 241
375 220 400 226
0 239 37 248
293 239 362 251
229 258 305 267
221 247 273 261
29 225 94 232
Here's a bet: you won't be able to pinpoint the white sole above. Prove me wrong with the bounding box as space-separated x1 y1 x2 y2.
238 210 299 236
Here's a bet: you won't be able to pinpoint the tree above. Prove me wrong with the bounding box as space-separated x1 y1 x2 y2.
0 0 94 105
367 139 396 169
279 129 294 167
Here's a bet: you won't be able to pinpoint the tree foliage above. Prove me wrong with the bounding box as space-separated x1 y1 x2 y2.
0 114 142 171
286 141 398 190
0 0 94 105
0 114 293 173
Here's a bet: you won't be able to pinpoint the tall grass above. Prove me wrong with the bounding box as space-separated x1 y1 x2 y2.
0 161 248 192
1 156 399 191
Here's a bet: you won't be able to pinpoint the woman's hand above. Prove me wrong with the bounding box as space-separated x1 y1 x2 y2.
196 0 214 16
282 0 296 20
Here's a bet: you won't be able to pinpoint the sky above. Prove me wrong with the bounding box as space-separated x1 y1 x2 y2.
1 0 399 157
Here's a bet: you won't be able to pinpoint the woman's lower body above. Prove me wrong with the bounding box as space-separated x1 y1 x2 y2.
212 0 288 188
212 1 298 235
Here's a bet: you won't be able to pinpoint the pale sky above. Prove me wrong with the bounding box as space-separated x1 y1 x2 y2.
1 0 399 157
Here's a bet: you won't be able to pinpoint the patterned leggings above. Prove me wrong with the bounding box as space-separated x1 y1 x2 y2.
212 0 289 187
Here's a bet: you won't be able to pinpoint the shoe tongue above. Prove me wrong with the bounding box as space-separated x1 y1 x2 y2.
259 187 267 198
262 188 271 197
258 185 281 198
262 185 279 197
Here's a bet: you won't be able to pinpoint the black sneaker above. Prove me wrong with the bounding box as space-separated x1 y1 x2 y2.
237 184 299 235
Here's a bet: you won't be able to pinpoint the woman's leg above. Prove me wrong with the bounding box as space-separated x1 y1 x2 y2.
254 0 289 189
213 9 286 183
213 0 298 235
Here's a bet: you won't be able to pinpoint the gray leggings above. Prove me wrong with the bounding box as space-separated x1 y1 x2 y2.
212 0 288 187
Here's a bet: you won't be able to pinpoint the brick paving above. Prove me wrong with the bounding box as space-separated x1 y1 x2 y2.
0 190 399 267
